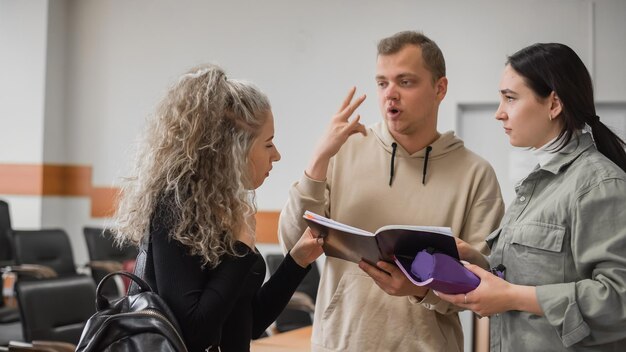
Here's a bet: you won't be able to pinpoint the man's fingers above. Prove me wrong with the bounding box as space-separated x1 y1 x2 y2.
345 115 367 136
375 261 398 275
359 260 389 281
342 94 366 117
337 87 357 114
336 93 366 121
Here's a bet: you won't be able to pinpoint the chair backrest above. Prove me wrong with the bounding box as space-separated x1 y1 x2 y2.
13 229 77 277
0 199 13 263
265 253 320 332
83 227 137 262
0 200 20 322
16 275 96 344
83 227 137 298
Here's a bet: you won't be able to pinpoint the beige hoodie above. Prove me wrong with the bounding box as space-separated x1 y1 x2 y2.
279 122 504 351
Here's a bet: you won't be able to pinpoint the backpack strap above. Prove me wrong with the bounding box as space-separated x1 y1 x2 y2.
96 271 153 310
129 228 150 295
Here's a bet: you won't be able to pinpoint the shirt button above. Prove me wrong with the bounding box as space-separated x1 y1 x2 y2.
519 196 526 202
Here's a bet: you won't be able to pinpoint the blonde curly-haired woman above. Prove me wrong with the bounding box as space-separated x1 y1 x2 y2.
114 64 323 352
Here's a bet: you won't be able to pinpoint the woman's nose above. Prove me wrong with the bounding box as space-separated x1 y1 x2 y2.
495 103 506 120
273 147 281 162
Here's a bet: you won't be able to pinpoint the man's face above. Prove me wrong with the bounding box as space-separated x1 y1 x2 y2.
375 45 446 139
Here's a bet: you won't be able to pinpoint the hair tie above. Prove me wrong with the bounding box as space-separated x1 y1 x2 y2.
590 114 601 125
180 67 209 80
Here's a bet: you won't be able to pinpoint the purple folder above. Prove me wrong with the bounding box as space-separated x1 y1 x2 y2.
394 250 480 294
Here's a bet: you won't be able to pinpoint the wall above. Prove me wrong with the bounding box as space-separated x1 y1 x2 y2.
0 0 48 227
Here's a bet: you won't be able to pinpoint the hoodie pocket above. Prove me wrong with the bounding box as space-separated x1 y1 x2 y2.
320 272 451 351
320 273 351 351
320 273 384 351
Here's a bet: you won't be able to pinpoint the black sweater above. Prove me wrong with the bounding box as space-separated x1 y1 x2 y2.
146 208 311 352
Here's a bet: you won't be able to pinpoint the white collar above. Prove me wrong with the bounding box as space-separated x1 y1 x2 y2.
532 131 582 168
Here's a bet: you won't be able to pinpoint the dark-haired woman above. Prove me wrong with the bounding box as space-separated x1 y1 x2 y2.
437 43 626 351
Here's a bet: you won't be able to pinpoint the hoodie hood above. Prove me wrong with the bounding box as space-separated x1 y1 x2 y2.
370 121 464 158
370 121 464 185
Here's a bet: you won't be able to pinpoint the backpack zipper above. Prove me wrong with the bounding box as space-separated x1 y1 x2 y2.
140 309 188 351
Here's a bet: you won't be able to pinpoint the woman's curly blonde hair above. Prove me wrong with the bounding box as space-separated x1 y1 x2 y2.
113 63 271 268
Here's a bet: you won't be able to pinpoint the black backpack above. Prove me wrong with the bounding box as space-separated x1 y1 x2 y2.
75 271 188 352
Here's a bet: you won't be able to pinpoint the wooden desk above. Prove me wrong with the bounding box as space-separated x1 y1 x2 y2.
251 326 312 352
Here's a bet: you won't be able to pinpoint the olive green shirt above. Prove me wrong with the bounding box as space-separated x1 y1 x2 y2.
487 133 626 351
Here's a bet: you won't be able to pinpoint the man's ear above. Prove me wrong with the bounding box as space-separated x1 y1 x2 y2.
550 91 563 118
436 77 448 102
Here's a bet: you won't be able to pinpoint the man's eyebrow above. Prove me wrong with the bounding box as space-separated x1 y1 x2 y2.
265 135 274 142
375 73 417 80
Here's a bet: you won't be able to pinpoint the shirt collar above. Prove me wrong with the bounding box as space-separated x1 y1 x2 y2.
540 131 594 175
531 135 561 168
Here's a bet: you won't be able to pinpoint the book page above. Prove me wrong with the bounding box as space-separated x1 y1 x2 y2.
303 211 373 236
375 224 451 236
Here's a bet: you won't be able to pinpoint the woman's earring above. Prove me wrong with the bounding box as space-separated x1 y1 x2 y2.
549 114 553 121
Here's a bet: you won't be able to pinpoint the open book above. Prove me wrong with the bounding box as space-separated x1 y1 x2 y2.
303 211 480 294
303 211 458 264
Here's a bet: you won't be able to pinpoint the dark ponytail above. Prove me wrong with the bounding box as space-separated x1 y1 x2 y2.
587 115 626 172
507 43 626 172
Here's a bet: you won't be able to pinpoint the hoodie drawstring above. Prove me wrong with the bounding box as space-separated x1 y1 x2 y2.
422 146 432 185
389 143 432 186
389 142 397 186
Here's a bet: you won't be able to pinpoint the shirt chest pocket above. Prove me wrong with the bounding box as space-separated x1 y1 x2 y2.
505 222 567 286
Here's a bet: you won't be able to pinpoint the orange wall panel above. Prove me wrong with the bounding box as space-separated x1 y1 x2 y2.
90 187 120 218
41 164 91 196
0 164 284 236
0 164 44 195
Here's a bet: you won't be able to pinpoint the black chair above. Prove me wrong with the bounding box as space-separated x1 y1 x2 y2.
12 230 77 278
83 227 137 298
15 275 96 345
1 199 21 325
0 203 72 347
0 200 14 267
265 253 320 333
0 200 22 341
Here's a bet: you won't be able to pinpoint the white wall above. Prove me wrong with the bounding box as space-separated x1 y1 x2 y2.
43 0 68 163
0 0 49 227
0 0 48 164
1 0 625 266
59 0 625 211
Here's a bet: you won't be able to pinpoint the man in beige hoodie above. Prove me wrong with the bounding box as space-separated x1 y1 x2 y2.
278 31 504 352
